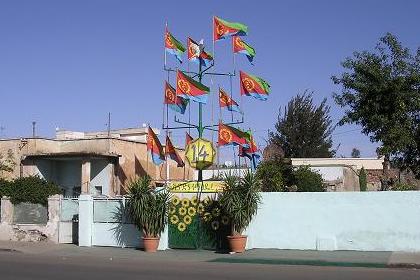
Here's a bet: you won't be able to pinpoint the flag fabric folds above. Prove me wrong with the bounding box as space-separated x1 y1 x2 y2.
165 136 185 167
239 131 261 170
213 16 248 41
232 36 256 63
218 122 249 147
165 28 186 63
219 88 241 113
176 70 210 104
239 71 270 101
185 132 193 148
187 37 214 67
147 127 165 165
164 81 188 114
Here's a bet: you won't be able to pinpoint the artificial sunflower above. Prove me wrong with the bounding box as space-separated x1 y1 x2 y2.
170 215 179 224
190 196 198 206
178 207 187 216
221 215 229 225
183 215 192 225
177 222 186 232
211 207 221 217
171 196 180 206
181 198 190 207
203 212 212 222
197 203 205 214
187 207 196 217
211 220 220 231
169 206 176 215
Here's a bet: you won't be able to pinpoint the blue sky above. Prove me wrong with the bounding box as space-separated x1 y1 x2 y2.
0 0 419 158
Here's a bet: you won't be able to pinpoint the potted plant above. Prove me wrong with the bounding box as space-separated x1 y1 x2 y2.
219 170 261 253
126 175 171 252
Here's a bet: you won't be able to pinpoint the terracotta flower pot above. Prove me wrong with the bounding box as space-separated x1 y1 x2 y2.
227 235 247 253
142 237 160 253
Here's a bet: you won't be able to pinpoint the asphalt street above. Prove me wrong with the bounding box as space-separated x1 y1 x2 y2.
1 250 419 280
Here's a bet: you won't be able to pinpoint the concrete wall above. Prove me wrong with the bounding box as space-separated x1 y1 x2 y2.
291 157 384 170
90 159 110 195
246 192 420 252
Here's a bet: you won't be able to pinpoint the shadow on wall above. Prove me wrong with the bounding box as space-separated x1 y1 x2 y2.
110 202 142 248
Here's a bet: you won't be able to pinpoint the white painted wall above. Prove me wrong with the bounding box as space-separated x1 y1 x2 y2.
246 192 420 252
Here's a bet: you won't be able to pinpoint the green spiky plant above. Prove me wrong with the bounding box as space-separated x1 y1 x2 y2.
219 170 261 236
126 176 171 238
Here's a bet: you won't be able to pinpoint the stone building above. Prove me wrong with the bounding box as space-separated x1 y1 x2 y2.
0 127 193 196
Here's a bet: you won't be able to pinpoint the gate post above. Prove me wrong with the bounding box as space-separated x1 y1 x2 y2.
78 194 93 247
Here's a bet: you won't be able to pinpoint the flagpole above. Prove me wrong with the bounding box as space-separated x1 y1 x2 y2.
217 86 221 173
164 22 168 67
146 128 150 178
212 16 215 66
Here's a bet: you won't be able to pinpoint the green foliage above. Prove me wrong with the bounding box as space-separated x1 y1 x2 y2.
391 182 417 191
351 148 361 158
269 91 335 158
126 176 171 238
255 159 286 192
219 171 261 235
333 33 420 178
0 176 62 206
292 166 326 192
359 167 367 191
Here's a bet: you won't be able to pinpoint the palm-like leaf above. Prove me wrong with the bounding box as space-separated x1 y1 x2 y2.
126 176 171 237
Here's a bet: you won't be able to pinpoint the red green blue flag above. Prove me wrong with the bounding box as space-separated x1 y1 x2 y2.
165 28 186 63
164 81 188 114
147 127 165 165
185 132 193 148
239 71 270 101
239 131 261 171
218 122 249 147
232 36 255 64
213 16 248 41
165 136 185 167
176 70 210 104
219 88 241 113
188 37 214 67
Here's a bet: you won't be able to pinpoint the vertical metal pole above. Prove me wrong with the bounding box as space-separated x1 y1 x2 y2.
32 121 36 138
197 60 203 182
107 112 111 137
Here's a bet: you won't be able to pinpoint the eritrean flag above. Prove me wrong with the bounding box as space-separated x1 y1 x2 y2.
165 136 185 167
239 71 270 101
218 122 249 147
188 37 214 67
164 81 188 114
219 88 241 113
239 131 261 171
185 132 193 148
232 36 255 64
147 127 165 165
165 28 186 63
213 16 248 41
176 70 210 104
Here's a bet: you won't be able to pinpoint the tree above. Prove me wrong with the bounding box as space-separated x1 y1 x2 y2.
269 91 335 158
359 167 367 191
332 33 420 178
292 166 325 192
351 148 361 158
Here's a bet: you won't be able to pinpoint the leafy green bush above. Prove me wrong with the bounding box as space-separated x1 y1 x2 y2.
0 176 61 206
292 166 325 192
391 182 417 191
255 159 285 192
359 167 367 191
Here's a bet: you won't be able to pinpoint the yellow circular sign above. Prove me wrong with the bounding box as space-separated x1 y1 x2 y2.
185 138 216 170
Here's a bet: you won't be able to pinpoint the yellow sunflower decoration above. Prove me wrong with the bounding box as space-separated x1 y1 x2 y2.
177 222 186 232
187 207 196 217
181 198 190 207
211 220 220 231
203 212 212 222
183 215 192 225
170 215 179 224
211 207 221 217
169 206 176 215
191 196 198 206
171 196 180 206
221 215 230 225
178 207 187 216
197 203 205 214
203 196 211 205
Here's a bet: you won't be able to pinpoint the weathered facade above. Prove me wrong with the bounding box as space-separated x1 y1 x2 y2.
0 128 194 196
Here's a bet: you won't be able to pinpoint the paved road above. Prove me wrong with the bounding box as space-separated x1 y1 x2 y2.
1 251 419 280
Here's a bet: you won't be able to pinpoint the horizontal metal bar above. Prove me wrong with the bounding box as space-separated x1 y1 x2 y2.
163 66 198 75
163 126 197 130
